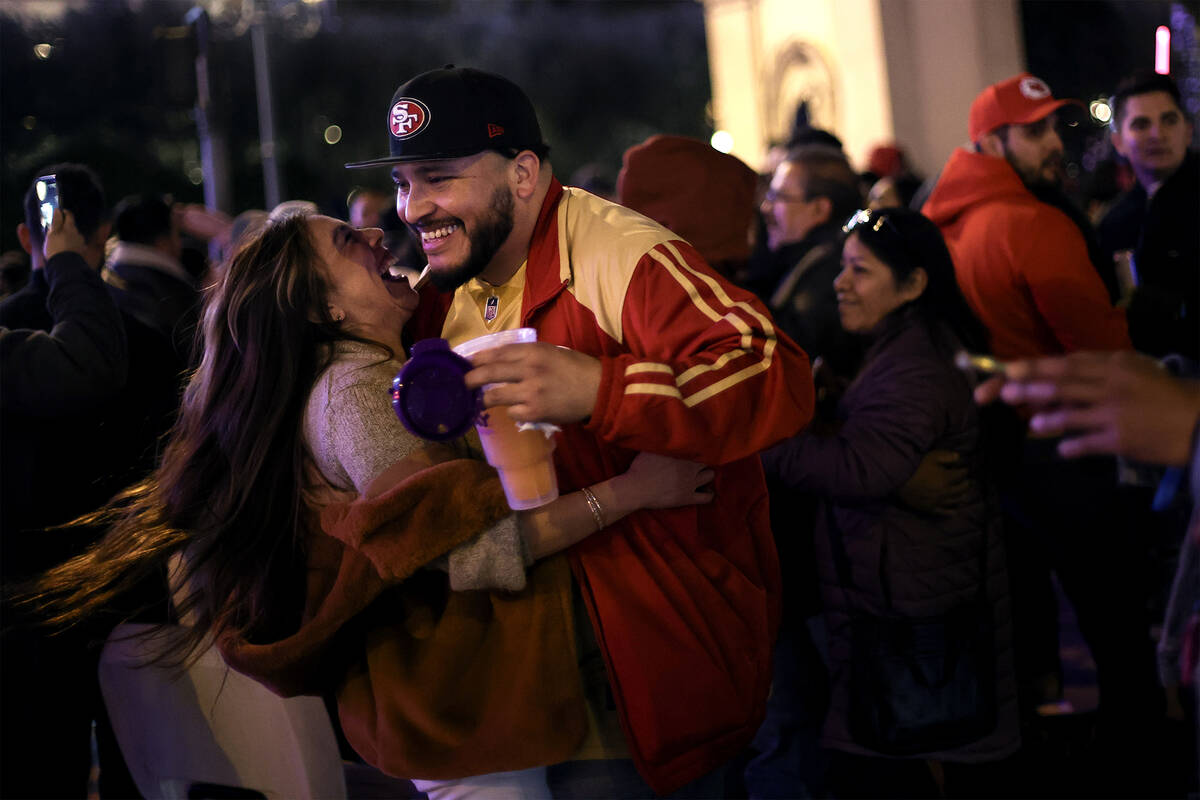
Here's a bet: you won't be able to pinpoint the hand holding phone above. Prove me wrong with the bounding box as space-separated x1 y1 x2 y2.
43 208 86 262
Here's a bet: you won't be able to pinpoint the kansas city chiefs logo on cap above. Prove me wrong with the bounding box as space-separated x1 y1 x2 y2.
390 98 430 139
1019 76 1052 100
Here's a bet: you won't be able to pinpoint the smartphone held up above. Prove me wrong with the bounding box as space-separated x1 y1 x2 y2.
35 175 58 232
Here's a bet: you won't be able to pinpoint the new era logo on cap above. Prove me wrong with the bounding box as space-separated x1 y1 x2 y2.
487 124 505 138
390 98 430 140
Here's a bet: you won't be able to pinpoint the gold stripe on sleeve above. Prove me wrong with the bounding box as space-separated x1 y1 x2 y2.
625 383 684 399
639 243 777 404
660 241 779 339
625 362 676 377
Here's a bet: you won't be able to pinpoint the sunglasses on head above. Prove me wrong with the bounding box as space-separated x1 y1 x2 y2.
842 208 922 273
842 208 900 236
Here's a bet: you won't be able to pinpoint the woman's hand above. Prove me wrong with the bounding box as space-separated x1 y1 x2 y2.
896 450 971 516
612 451 715 512
518 452 714 560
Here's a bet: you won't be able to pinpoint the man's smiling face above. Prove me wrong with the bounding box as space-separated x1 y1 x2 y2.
391 152 516 291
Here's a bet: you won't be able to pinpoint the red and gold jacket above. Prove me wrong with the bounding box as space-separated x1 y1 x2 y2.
412 179 814 794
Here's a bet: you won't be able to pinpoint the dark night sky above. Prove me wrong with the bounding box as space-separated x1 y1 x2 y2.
1 0 1196 256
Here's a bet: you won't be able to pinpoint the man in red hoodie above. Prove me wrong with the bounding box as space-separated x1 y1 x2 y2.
922 72 1129 358
923 75 1161 775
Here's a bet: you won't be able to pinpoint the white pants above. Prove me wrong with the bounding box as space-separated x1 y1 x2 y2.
412 766 551 800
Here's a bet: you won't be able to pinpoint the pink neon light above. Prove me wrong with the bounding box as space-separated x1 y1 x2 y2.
1156 26 1170 75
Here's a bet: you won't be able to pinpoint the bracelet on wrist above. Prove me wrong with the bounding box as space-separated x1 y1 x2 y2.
580 486 606 532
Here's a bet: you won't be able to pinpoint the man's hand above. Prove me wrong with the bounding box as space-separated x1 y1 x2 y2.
43 209 86 262
464 342 602 425
974 350 1200 466
896 450 971 516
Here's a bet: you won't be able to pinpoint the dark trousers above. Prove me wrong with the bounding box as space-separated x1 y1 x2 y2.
1001 442 1162 723
743 622 831 799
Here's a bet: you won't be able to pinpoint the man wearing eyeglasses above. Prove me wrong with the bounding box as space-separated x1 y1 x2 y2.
752 145 862 376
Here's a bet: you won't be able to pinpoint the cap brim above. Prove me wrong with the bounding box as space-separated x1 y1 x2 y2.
1010 97 1085 126
345 146 495 170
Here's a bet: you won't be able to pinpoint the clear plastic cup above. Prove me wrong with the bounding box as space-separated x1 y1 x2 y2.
453 329 559 510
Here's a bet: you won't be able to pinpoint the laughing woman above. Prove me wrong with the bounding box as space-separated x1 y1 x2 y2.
28 210 713 799
762 207 1019 795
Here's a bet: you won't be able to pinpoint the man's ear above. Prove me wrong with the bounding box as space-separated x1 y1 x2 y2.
84 221 113 269
92 220 112 247
977 132 1005 159
812 195 834 227
511 151 542 201
16 223 33 256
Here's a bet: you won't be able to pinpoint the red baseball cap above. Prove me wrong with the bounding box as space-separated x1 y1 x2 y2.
968 73 1082 142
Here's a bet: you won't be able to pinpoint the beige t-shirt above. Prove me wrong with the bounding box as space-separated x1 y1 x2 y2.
440 262 527 347
440 273 630 761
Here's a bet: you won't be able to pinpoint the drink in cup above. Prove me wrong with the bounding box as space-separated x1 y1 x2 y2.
453 328 559 510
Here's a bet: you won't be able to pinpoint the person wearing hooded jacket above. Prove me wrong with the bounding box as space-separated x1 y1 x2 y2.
921 74 1129 359
923 75 1161 775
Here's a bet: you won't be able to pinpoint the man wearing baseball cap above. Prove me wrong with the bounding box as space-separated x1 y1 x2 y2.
922 72 1129 359
923 74 1161 764
345 66 814 796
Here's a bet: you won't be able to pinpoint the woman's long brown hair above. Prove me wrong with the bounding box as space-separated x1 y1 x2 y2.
24 211 375 662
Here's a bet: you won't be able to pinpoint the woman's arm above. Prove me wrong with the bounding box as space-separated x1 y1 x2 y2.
763 356 951 501
518 452 714 560
331 374 711 587
368 447 713 576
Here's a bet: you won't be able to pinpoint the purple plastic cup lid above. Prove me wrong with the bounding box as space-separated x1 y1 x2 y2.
391 338 481 441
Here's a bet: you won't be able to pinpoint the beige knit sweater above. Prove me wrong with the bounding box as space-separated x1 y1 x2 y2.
303 341 529 591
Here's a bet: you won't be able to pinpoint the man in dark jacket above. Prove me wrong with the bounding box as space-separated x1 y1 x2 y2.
740 144 863 798
102 194 202 484
0 165 138 799
106 193 201 364
751 145 862 376
1099 70 1198 363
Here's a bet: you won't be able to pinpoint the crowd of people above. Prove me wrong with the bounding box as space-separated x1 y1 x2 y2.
0 61 1197 800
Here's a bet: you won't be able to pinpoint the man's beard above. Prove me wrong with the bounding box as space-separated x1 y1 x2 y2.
428 185 515 291
1004 148 1063 194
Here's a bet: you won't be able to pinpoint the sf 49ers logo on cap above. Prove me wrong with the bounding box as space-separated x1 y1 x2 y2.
1019 76 1052 100
390 98 430 139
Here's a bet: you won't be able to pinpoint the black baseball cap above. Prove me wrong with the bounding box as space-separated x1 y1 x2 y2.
345 65 546 169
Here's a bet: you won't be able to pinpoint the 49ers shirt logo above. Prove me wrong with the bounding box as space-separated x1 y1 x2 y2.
390 98 430 139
